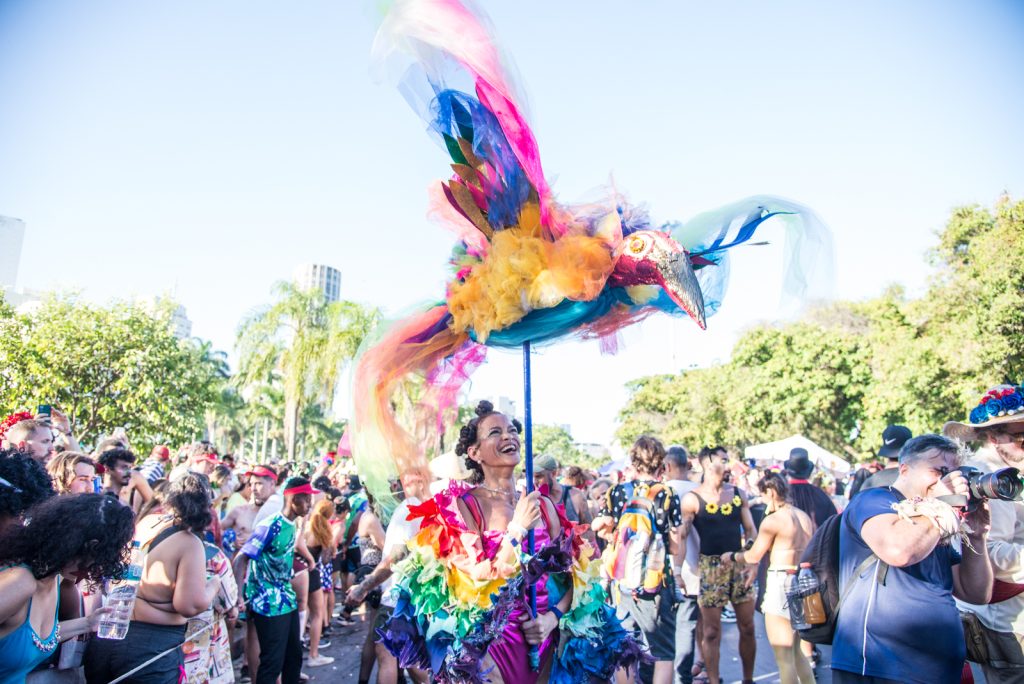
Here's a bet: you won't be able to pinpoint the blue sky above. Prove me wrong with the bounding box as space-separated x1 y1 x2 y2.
1 0 1022 449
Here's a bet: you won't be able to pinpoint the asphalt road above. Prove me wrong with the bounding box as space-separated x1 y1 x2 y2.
300 604 839 684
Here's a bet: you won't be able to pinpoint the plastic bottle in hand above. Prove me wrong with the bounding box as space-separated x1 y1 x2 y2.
97 541 144 640
797 562 826 626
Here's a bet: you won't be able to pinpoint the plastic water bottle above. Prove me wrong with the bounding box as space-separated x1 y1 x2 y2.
797 562 826 626
642 535 665 593
622 530 649 590
786 569 805 628
97 541 144 640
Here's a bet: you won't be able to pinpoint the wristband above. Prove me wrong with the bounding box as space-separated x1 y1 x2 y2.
550 605 564 620
743 539 754 551
507 522 528 540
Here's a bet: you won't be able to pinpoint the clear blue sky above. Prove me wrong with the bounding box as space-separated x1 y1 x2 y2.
2 0 1022 448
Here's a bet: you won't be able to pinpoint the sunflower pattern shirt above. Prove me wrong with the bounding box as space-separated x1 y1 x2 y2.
242 513 297 617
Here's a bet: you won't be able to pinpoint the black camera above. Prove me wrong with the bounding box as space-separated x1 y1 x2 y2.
957 466 1024 509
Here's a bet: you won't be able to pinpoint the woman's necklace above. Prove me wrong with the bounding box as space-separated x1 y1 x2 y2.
477 483 517 501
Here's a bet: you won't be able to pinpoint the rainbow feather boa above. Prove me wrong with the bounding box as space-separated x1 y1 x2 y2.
378 481 648 683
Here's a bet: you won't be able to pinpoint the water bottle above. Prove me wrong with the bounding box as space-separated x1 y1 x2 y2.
97 541 144 639
642 535 665 593
797 562 826 626
622 530 649 590
786 568 805 628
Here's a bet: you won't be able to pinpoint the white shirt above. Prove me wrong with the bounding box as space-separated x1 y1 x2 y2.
666 479 701 596
253 493 283 527
381 497 422 607
954 446 1024 634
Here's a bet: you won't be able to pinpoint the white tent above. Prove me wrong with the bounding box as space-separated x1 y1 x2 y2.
744 434 851 474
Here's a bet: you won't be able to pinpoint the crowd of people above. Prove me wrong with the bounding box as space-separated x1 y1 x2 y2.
0 380 1020 684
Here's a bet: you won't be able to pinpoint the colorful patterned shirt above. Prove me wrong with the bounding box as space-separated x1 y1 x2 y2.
242 513 297 617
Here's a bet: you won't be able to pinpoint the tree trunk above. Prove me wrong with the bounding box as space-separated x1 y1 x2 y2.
261 418 269 462
284 398 300 462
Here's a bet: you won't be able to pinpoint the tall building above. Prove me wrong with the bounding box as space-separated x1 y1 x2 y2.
169 304 193 340
0 215 26 292
294 263 341 303
147 297 193 340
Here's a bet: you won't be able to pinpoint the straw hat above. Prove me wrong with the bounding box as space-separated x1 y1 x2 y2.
943 384 1024 441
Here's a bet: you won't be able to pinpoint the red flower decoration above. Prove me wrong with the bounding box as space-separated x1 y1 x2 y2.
0 411 34 442
981 396 992 404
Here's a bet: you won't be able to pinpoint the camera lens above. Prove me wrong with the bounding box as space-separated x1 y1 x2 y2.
972 467 1024 502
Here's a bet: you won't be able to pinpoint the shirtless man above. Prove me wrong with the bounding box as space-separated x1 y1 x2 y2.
222 465 278 550
221 465 277 681
721 472 815 684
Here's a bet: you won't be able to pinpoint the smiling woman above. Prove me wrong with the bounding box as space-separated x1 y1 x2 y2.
378 400 646 683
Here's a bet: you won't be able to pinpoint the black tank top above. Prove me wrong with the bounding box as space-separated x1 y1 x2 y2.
691 487 743 556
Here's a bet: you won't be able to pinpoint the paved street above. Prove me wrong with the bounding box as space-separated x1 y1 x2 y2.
300 602 838 684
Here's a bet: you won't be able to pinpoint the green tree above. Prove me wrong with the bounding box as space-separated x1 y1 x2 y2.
0 294 224 451
616 196 1024 464
235 283 378 461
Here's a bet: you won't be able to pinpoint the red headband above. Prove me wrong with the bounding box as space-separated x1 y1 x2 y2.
248 466 277 480
283 483 318 496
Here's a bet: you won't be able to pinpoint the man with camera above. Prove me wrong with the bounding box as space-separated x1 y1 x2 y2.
945 384 1024 684
832 434 992 684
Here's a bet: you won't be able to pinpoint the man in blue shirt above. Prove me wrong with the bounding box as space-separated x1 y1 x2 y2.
833 434 993 684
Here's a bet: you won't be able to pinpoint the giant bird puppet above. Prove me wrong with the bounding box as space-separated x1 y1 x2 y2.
353 0 832 511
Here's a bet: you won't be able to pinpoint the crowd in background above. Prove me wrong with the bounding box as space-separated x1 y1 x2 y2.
0 379 1021 684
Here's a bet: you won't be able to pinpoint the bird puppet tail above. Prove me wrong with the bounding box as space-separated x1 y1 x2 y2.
350 304 485 515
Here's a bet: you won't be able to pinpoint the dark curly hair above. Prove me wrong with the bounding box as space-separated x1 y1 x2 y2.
97 447 136 471
454 400 523 485
630 435 667 476
165 472 213 534
0 449 56 519
0 494 134 582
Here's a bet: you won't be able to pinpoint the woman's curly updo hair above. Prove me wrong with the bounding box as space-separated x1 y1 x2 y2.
0 494 134 583
166 471 214 534
629 435 667 476
0 448 56 520
454 400 523 485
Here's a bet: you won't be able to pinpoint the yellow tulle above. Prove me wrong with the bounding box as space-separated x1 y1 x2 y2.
446 204 615 342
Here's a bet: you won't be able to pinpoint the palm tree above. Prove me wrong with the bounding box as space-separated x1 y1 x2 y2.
235 283 378 461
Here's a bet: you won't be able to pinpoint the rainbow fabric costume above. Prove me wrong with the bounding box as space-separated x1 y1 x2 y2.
378 481 646 683
352 0 832 513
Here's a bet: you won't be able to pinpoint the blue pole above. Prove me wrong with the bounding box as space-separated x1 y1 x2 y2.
523 340 539 671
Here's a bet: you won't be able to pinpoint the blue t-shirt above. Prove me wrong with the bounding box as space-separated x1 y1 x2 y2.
832 487 964 684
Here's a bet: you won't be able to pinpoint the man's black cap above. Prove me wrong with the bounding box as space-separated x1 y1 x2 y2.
878 425 912 460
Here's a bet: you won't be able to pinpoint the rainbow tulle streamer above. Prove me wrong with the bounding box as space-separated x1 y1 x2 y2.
378 481 648 683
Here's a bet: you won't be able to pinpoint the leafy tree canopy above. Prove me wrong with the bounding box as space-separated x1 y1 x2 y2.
0 294 225 452
617 196 1024 462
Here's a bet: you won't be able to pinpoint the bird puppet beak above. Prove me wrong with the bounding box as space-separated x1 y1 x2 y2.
658 248 707 330
610 230 707 330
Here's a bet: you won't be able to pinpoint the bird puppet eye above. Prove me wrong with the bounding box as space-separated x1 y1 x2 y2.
627 235 649 255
